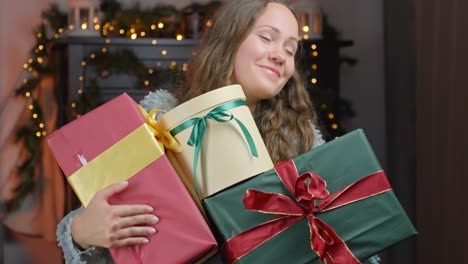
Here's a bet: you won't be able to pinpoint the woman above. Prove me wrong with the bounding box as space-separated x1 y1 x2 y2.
57 0 379 263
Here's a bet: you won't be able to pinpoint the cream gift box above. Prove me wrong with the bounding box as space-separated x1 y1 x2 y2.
159 85 274 199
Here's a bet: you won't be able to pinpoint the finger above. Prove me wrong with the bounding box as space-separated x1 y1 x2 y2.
115 226 157 240
117 214 159 229
111 237 150 248
97 181 129 200
112 204 154 217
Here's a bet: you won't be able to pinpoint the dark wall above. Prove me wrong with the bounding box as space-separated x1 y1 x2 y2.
383 0 417 263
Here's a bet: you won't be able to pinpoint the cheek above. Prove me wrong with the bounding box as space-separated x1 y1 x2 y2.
285 62 295 80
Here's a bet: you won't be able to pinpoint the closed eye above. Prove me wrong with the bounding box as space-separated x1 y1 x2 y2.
285 49 295 56
259 35 272 42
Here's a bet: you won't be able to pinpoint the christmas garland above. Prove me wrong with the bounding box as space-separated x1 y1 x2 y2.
8 0 220 211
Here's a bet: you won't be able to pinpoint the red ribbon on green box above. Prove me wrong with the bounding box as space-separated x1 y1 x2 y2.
223 160 392 264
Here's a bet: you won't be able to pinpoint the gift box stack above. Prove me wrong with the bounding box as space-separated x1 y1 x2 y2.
48 84 416 264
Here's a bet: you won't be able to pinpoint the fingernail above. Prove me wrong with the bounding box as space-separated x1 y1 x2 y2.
142 238 149 244
146 206 154 212
120 181 128 186
148 228 156 235
150 216 159 224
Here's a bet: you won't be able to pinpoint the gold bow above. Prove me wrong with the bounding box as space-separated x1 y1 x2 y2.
139 106 182 153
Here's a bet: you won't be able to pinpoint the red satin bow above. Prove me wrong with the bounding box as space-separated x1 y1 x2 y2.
223 160 391 264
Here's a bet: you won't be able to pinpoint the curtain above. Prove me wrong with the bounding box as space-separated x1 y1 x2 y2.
414 0 468 262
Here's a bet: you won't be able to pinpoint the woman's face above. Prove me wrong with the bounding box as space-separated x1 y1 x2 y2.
233 2 299 110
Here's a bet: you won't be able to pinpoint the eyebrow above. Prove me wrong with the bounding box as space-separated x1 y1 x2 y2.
256 25 298 42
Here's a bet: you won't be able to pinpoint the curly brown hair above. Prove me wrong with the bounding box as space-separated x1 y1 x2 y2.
178 0 318 163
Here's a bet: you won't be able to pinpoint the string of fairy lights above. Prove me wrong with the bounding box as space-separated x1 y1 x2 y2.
11 1 347 210
300 25 340 134
70 33 191 119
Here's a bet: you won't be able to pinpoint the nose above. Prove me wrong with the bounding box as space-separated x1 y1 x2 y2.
268 45 286 64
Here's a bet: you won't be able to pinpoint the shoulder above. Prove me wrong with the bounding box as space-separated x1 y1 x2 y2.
139 89 179 112
311 121 326 148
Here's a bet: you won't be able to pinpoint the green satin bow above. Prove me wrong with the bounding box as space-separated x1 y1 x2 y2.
170 99 259 196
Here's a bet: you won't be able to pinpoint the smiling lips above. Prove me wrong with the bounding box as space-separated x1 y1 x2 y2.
259 65 280 78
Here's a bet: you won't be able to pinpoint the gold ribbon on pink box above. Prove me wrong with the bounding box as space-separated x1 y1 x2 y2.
67 106 181 207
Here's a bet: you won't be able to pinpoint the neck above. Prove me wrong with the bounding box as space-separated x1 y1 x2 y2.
246 99 258 113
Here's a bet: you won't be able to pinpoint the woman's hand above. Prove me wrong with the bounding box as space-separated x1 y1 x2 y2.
71 181 159 249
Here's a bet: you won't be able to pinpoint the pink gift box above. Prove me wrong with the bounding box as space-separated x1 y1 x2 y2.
47 93 217 263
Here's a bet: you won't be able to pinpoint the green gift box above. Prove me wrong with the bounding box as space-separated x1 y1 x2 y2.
202 129 417 263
